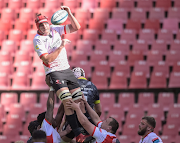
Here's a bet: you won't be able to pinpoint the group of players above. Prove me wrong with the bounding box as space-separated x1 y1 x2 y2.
29 5 163 143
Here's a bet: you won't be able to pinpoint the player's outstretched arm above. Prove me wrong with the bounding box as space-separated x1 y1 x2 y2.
41 39 71 65
45 90 55 124
82 96 101 125
61 6 81 33
54 103 64 129
66 100 95 136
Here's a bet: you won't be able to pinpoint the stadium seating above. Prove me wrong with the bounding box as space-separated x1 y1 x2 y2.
0 20 12 35
149 72 166 88
1 8 16 21
169 72 180 88
113 40 129 55
99 0 116 10
157 29 173 44
173 61 180 72
121 29 136 44
0 73 10 90
26 0 41 10
144 19 160 33
94 40 111 55
130 8 146 22
139 29 155 44
149 8 165 21
109 50 126 66
168 7 180 19
133 61 150 78
132 39 148 55
118 0 134 11
83 29 100 42
112 8 128 23
126 19 141 32
8 0 23 12
166 50 180 66
88 19 106 31
151 40 167 54
163 18 179 33
19 8 34 22
127 50 144 66
113 60 130 77
44 0 60 9
147 50 163 65
170 40 180 52
153 61 169 78
156 0 171 11
137 0 153 11
107 19 123 34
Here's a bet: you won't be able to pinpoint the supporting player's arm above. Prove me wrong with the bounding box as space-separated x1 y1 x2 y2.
94 103 102 117
54 103 64 129
45 90 55 124
41 39 71 65
61 6 81 33
66 100 95 136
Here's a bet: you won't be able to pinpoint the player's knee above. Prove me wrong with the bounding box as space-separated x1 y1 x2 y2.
71 88 83 101
58 90 72 101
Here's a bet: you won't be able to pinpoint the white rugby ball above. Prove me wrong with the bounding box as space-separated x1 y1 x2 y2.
51 10 68 25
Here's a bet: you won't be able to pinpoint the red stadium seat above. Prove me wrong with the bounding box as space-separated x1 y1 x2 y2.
19 40 34 54
11 72 30 90
112 8 128 23
163 123 179 137
1 92 18 112
168 7 180 19
91 71 108 89
13 51 31 67
138 92 154 110
145 19 160 33
137 0 153 11
149 8 165 21
109 50 126 66
94 40 111 54
147 50 163 66
113 60 130 77
45 0 60 9
113 40 129 55
15 135 29 143
88 19 105 31
158 92 174 111
170 40 180 52
166 50 180 66
133 39 148 55
117 135 130 143
31 72 49 90
0 62 13 75
8 29 24 46
109 71 128 89
71 50 88 64
166 109 180 127
1 8 16 21
107 19 123 34
121 29 136 44
0 20 12 35
119 0 134 11
133 61 150 78
20 92 37 112
1 40 17 54
130 8 146 22
90 50 107 63
151 40 167 54
157 29 173 44
160 135 172 143
32 52 43 69
100 0 116 10
126 19 141 32
26 0 41 9
101 29 117 42
169 72 180 88
83 29 99 42
139 29 155 44
153 61 169 78
27 29 37 41
0 51 12 63
19 8 34 22
8 0 23 12
129 71 147 89
127 50 144 66
0 30 5 46
76 40 93 55
64 31 79 45
94 60 111 77
15 61 32 75
163 18 179 33
156 0 171 11
118 93 135 111
174 0 180 7
173 61 180 72
3 124 21 138
0 73 10 90
63 0 78 12
123 123 139 137
14 19 31 34
149 72 166 88
0 0 5 8
175 135 180 143
93 8 109 21
75 8 90 21
81 0 97 10
39 93 49 108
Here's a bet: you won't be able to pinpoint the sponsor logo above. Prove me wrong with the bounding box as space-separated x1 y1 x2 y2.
35 45 39 50
56 80 61 84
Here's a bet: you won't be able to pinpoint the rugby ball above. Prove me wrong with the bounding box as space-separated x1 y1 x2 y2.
51 10 68 25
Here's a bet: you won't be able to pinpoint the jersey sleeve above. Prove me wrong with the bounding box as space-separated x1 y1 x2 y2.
93 84 100 104
40 119 54 136
33 38 48 58
92 126 106 142
50 25 66 36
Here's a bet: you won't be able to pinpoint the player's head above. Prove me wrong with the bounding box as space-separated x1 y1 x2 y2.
72 67 85 78
138 116 156 136
101 117 119 134
28 120 41 136
35 13 50 35
32 130 47 143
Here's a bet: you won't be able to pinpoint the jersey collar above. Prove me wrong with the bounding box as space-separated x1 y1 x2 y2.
78 77 87 80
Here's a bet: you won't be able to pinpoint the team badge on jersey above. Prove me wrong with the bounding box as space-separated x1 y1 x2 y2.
152 137 160 143
35 45 39 50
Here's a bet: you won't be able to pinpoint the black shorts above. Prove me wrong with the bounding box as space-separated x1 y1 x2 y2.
48 68 80 92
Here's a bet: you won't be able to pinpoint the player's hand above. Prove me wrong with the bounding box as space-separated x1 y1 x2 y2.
61 6 71 14
60 39 71 47
80 94 87 104
66 99 80 110
45 75 51 87
65 124 72 134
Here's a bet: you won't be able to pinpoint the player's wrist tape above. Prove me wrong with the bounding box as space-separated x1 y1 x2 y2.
49 86 54 91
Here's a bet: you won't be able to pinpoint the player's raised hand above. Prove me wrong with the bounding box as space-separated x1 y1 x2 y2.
61 6 71 14
66 99 80 110
61 39 71 47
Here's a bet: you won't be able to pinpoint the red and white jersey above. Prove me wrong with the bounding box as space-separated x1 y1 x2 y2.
40 118 62 143
139 132 163 143
33 25 70 75
92 121 117 143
